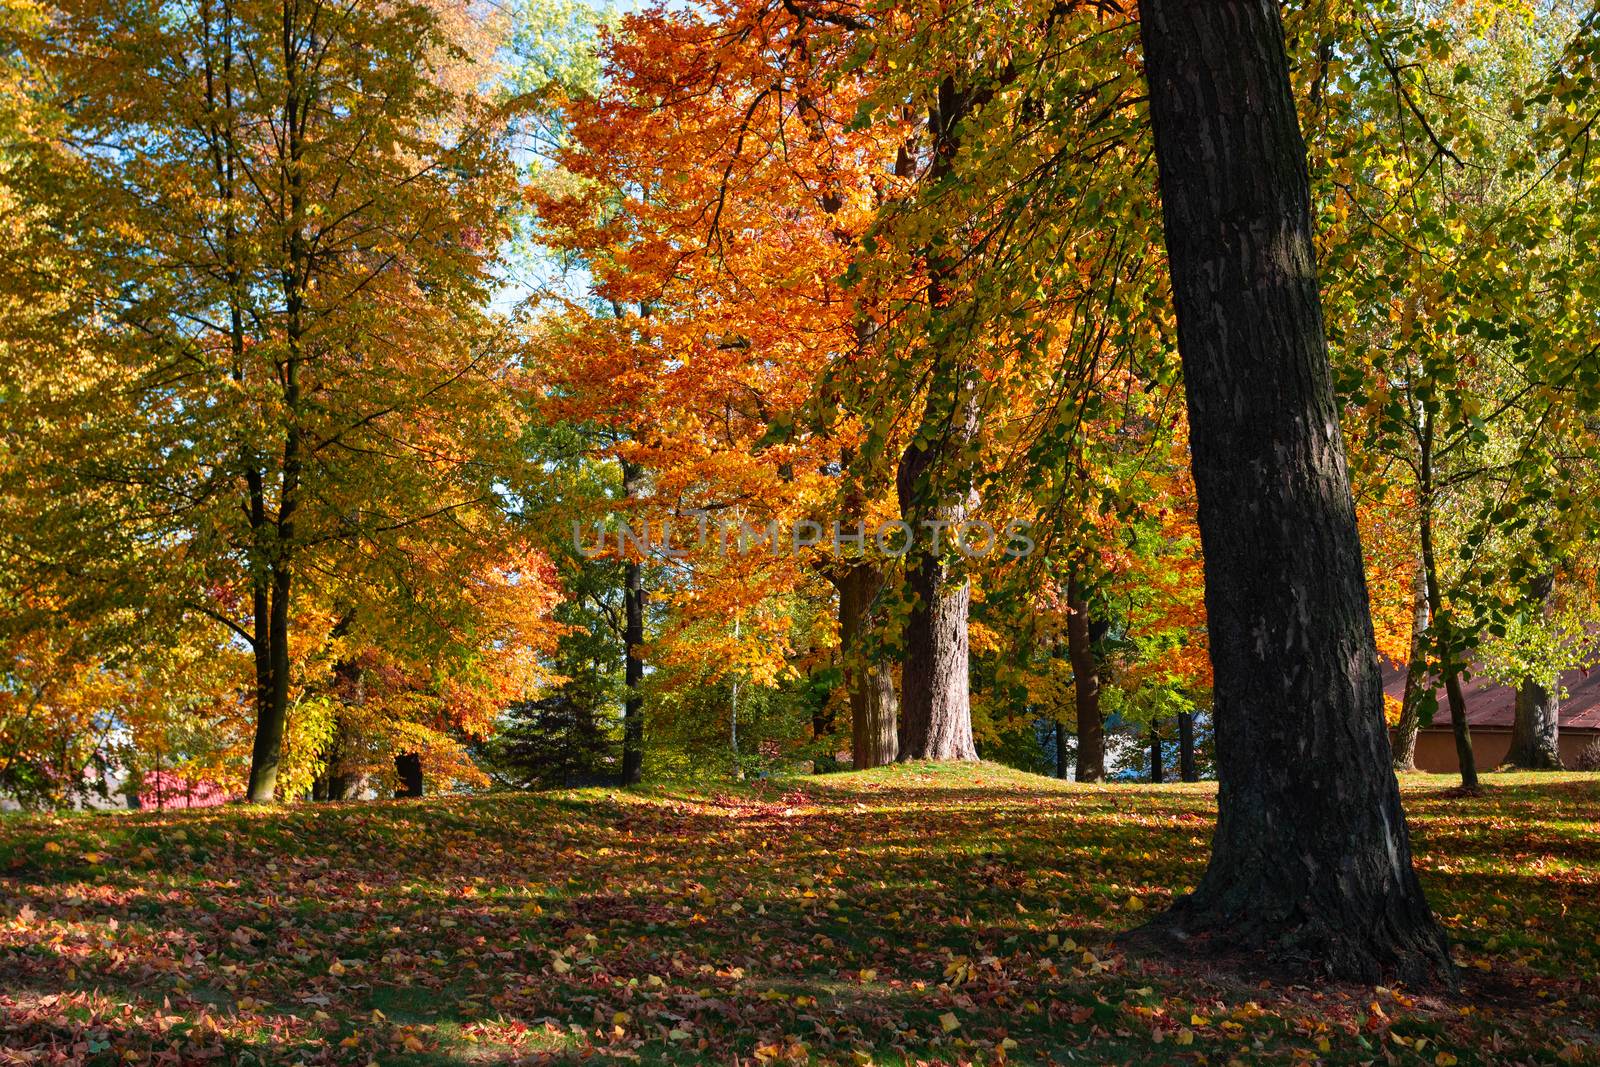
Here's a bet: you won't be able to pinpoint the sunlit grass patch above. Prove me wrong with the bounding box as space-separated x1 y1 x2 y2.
2 763 1596 1064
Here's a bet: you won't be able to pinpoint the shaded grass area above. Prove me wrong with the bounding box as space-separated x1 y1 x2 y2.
1 763 1596 1064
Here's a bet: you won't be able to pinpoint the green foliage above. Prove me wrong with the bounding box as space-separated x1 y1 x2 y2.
478 687 618 789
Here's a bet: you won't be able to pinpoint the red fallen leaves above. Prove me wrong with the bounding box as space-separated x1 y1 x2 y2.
0 765 1596 1064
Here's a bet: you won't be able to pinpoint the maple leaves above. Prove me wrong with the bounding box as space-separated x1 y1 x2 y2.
0 763 1596 1063
1 0 560 800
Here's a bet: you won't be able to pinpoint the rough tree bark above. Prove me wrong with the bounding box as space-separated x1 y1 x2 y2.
836 564 899 769
896 75 979 763
1392 559 1431 772
1508 571 1563 769
1135 0 1452 983
1066 579 1106 781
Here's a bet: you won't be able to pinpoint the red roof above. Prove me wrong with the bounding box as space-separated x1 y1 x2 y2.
1381 661 1600 731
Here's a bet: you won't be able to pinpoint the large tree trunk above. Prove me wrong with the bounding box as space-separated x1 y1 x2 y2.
894 521 978 760
1136 0 1451 983
1178 711 1197 782
895 76 979 764
1510 680 1562 768
836 564 899 769
1066 580 1105 781
894 356 979 762
1392 559 1431 772
1508 571 1563 769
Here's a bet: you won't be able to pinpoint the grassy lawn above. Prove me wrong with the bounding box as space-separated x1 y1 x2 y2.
1 763 1596 1065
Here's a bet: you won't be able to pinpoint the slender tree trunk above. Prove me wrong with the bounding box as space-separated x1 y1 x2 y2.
837 564 898 769
1066 579 1105 782
1393 558 1431 772
1149 724 1164 784
896 76 979 763
1136 0 1451 983
247 564 292 802
1508 571 1563 769
1417 464 1477 789
1178 711 1197 782
621 556 645 784
620 461 646 785
245 9 309 804
1054 719 1068 779
204 0 281 805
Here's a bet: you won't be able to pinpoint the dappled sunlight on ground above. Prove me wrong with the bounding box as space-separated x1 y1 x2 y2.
1 763 1596 1064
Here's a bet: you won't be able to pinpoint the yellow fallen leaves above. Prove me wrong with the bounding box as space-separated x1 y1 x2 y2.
938 1011 960 1033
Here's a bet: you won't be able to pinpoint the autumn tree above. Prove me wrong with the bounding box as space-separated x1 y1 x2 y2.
1322 1 1600 784
528 0 913 775
7 0 540 801
1136 0 1450 981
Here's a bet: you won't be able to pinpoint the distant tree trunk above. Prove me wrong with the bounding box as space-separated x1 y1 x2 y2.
836 564 899 769
1178 711 1197 782
1393 559 1431 773
394 753 423 798
894 520 978 761
895 386 978 761
896 76 979 764
1137 0 1451 983
1149 724 1164 784
1508 571 1563 769
1055 720 1069 779
312 720 355 801
1066 579 1105 782
1417 454 1477 789
1510 680 1562 768
621 459 646 786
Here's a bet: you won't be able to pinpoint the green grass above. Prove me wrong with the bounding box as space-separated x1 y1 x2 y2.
1 763 1596 1064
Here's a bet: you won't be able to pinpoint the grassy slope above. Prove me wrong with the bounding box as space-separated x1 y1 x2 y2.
1 763 1596 1065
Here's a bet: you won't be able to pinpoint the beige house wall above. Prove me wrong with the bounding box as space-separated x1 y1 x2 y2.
1400 728 1596 772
